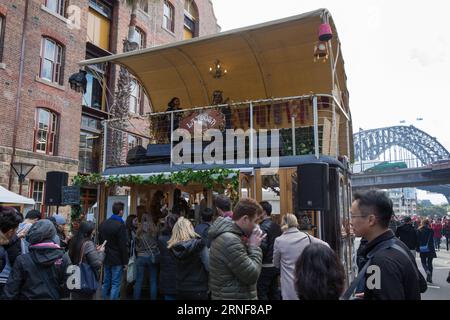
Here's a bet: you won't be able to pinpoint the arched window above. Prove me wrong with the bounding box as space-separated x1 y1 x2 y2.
34 108 59 155
40 37 64 85
163 0 175 32
183 0 198 39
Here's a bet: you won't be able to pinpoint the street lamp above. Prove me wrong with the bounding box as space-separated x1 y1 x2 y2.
10 162 35 195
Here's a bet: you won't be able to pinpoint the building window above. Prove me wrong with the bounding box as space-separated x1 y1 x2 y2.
0 15 5 62
129 79 142 114
79 116 100 173
87 1 111 51
40 37 64 84
128 135 142 150
79 131 100 173
83 63 107 110
29 181 45 214
89 0 112 18
163 0 175 32
135 27 146 49
45 0 67 17
184 0 198 39
34 108 58 155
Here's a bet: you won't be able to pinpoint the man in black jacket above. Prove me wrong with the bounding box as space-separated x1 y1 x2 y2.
99 202 129 300
350 191 422 300
257 201 282 300
396 216 418 257
3 219 71 300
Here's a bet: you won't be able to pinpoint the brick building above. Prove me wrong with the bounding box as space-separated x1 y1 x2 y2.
0 0 219 217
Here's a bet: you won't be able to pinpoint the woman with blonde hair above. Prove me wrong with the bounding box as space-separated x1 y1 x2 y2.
273 213 329 300
417 218 436 283
168 217 209 300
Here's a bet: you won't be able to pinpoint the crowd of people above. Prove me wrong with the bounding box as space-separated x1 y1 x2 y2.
1 189 450 300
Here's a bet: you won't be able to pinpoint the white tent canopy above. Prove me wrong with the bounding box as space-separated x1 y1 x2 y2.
0 186 35 205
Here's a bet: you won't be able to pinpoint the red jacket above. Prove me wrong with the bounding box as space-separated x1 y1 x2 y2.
431 223 443 238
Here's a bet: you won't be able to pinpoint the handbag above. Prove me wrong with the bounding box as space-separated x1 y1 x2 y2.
71 242 99 295
127 238 137 283
419 232 433 253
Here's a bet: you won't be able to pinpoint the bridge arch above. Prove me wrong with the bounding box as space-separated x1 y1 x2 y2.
353 126 450 165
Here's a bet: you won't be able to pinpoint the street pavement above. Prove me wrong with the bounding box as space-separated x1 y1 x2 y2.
420 241 450 300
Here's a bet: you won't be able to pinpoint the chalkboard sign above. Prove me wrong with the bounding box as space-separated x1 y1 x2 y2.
62 186 80 205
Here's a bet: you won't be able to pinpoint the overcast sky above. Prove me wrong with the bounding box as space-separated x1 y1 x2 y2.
212 0 450 204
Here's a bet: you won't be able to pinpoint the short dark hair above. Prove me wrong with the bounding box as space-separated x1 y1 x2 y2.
295 243 345 300
201 208 213 222
215 195 231 212
112 202 125 215
353 190 394 228
25 210 42 221
259 201 272 215
0 206 22 233
233 198 263 221
403 216 412 223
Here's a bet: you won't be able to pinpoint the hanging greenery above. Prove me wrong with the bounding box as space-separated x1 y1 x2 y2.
73 168 240 191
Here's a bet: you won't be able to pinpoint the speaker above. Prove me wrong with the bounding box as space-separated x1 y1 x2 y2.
126 145 148 165
146 143 171 163
297 163 329 210
45 171 68 206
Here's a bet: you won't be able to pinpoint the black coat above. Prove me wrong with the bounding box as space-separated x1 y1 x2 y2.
416 227 436 258
361 230 421 300
395 224 418 250
98 217 129 266
170 238 208 294
3 243 71 300
259 218 282 264
158 232 177 295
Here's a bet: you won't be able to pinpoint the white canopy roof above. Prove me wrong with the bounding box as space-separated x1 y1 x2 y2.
80 8 350 113
0 186 35 205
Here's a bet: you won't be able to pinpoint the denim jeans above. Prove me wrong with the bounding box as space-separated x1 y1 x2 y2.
133 256 158 300
102 265 123 300
434 237 441 250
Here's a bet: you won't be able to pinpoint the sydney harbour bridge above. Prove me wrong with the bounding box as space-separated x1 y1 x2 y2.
352 125 450 203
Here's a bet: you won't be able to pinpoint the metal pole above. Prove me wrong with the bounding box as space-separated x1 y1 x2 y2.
346 120 350 162
170 111 174 167
249 102 254 163
313 96 319 159
359 129 363 172
332 100 337 157
291 116 296 156
102 121 107 172
8 0 30 191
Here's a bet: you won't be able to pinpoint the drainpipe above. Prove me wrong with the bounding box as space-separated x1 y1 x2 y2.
8 0 30 191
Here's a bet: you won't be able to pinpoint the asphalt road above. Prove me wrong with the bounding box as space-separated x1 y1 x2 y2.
419 243 450 300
